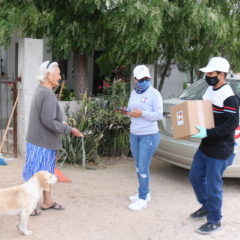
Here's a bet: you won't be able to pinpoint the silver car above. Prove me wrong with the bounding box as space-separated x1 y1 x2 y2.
156 76 240 178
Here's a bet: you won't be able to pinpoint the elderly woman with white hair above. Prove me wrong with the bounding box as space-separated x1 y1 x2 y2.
22 61 83 216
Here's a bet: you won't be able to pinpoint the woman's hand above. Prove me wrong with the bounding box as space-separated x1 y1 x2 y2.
129 108 142 117
71 128 84 137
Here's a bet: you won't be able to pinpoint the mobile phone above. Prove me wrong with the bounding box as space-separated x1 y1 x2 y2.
115 108 129 113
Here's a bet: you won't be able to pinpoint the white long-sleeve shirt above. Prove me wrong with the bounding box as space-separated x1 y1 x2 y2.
127 86 163 135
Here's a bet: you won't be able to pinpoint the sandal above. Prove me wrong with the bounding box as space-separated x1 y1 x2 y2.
30 209 41 216
41 202 65 211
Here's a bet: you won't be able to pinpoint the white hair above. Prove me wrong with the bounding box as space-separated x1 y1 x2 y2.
37 61 59 83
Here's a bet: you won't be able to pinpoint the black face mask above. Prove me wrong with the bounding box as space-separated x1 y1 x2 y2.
205 75 219 87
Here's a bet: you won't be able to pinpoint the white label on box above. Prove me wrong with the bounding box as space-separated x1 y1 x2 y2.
176 111 184 126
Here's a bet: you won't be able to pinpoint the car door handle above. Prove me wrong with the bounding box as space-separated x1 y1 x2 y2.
163 112 171 118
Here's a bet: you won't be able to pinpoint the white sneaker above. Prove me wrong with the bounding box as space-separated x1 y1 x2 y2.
129 193 151 203
128 199 147 211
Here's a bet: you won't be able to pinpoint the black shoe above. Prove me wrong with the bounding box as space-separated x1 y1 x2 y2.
197 222 221 234
190 207 208 219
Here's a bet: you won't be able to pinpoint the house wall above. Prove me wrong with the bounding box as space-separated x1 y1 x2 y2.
0 84 12 129
0 47 7 76
43 38 52 61
5 33 18 78
160 65 186 99
0 44 12 129
0 34 18 133
17 38 43 157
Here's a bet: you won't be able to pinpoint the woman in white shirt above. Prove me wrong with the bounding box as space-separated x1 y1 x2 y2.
126 65 163 211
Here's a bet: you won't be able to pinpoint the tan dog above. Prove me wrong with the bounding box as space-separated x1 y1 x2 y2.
0 171 57 236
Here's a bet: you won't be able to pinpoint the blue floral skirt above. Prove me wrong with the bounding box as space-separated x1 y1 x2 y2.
23 142 57 181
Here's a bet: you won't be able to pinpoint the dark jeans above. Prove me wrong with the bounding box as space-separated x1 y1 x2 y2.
189 149 234 224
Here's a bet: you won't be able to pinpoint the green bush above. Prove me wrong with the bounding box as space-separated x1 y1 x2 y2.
58 93 104 167
58 80 131 166
94 79 130 156
55 85 75 101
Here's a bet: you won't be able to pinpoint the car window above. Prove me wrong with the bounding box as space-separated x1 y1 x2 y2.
229 80 240 96
178 79 208 100
178 78 240 100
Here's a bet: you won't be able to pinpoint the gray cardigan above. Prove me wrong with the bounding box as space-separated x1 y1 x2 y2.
26 85 72 150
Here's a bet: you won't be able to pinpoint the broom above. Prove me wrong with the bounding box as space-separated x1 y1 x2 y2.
0 93 19 165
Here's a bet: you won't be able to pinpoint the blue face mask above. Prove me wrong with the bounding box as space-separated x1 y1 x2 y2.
135 79 150 94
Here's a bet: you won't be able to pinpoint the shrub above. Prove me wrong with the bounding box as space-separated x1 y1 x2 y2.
58 80 131 166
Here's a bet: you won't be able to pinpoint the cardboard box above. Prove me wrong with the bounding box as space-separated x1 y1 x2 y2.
170 100 214 139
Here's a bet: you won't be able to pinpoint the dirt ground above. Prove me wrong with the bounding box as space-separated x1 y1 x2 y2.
1 156 240 240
